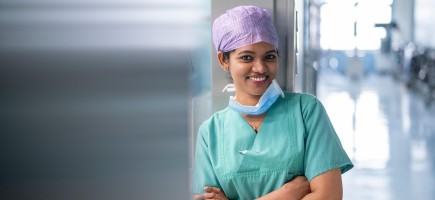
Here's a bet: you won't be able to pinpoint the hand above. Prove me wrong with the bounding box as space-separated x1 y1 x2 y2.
203 186 228 200
281 176 311 199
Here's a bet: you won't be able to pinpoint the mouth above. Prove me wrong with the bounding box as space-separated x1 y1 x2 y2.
248 75 268 84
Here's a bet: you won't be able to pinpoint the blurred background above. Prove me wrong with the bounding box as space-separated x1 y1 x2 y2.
1 0 435 199
0 0 208 199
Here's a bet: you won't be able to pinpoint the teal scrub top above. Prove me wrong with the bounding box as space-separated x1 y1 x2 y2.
192 92 353 200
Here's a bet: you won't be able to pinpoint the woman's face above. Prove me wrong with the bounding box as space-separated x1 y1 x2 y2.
219 42 278 103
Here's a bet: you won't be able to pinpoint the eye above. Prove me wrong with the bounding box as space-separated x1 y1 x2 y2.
265 54 277 61
240 55 253 61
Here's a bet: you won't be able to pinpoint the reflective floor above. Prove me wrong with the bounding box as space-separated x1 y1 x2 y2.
317 67 435 200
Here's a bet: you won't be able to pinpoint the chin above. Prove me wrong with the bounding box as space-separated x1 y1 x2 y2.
252 89 267 96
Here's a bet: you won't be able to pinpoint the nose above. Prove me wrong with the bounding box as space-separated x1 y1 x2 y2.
252 59 267 74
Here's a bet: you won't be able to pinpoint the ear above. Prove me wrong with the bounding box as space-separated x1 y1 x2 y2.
217 51 230 71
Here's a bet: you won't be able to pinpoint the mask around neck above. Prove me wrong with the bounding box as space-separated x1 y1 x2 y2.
226 79 284 115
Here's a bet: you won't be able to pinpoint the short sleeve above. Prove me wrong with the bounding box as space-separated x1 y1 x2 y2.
191 123 221 194
302 97 353 181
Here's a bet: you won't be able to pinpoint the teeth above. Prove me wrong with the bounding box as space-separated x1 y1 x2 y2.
250 76 266 81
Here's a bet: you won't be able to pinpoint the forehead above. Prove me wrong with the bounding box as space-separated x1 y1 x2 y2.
233 42 276 54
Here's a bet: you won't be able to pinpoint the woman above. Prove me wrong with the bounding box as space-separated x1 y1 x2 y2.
192 5 353 200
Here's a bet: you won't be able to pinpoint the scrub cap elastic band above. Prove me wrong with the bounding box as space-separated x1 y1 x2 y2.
212 5 279 52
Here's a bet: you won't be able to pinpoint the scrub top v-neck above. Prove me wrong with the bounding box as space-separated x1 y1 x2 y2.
192 92 353 200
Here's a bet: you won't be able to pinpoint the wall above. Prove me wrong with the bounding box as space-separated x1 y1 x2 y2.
414 0 435 47
393 0 414 42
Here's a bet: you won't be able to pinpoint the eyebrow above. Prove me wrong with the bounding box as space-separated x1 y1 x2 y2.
237 49 277 55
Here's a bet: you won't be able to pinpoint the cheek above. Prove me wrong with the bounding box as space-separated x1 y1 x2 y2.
229 70 245 82
268 64 278 75
229 64 249 77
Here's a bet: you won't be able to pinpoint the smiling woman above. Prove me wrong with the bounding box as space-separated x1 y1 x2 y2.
192 5 353 200
218 42 278 103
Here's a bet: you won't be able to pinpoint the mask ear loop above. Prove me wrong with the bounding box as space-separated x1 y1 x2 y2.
222 83 236 93
271 79 285 98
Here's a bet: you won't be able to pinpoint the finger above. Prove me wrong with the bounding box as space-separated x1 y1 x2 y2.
203 192 217 199
204 186 223 194
294 175 308 181
292 176 309 185
294 176 311 193
193 194 205 200
204 193 227 200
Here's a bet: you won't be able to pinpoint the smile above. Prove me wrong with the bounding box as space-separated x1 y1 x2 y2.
249 76 267 81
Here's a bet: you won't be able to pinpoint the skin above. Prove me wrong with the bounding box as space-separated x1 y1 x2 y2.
193 187 228 200
218 42 278 107
257 176 311 200
193 42 344 199
301 168 343 200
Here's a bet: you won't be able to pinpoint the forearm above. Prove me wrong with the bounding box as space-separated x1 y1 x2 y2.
302 168 343 200
301 192 342 200
256 176 310 200
256 187 292 200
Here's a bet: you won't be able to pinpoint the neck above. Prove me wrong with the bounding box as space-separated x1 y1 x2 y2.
242 112 267 133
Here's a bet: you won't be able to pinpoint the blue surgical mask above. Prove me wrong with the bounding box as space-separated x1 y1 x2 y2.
226 79 284 115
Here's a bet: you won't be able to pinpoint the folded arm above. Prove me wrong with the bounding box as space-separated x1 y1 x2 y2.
258 168 342 200
302 168 343 200
256 176 311 200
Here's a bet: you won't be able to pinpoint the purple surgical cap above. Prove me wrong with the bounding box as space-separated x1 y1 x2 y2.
212 5 279 52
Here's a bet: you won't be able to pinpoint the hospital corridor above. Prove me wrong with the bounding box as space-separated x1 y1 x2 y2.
317 67 435 200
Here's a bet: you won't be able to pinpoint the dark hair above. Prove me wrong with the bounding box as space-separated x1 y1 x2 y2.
222 51 232 61
221 51 233 83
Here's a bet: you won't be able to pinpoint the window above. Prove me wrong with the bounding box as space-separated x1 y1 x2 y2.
320 0 392 50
